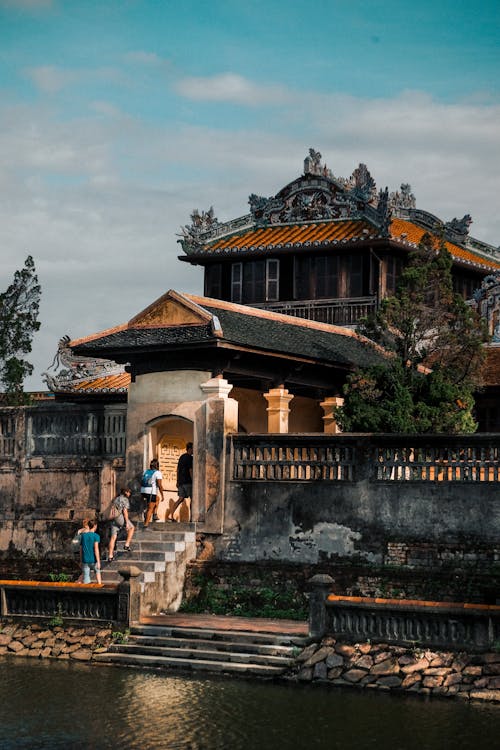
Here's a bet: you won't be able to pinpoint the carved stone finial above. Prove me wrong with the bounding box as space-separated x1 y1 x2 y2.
304 148 322 175
350 163 377 204
389 183 416 211
377 187 392 236
180 206 219 244
445 214 473 237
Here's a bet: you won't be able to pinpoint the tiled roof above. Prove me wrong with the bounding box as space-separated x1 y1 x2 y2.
208 220 378 251
72 291 387 371
202 218 500 271
390 219 500 271
70 373 131 393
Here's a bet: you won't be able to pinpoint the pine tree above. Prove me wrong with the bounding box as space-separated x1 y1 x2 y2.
0 256 41 405
336 235 488 433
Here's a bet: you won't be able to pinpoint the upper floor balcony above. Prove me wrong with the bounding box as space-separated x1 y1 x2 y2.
253 295 377 327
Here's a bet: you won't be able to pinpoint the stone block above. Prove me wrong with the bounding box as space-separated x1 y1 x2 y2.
443 673 462 687
423 675 444 688
304 645 334 667
401 658 430 674
343 669 366 683
297 643 318 663
401 673 421 689
335 644 356 657
70 649 92 661
7 641 24 653
371 658 400 676
353 655 373 670
327 667 343 680
313 662 328 680
325 653 344 669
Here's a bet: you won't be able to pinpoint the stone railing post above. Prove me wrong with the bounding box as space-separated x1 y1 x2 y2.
117 565 142 625
319 396 344 434
308 574 335 639
263 385 293 433
194 376 238 533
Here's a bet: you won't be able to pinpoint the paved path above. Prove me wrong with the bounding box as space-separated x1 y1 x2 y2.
139 612 308 636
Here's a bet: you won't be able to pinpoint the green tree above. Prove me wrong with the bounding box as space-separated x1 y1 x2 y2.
336 235 488 433
0 256 41 405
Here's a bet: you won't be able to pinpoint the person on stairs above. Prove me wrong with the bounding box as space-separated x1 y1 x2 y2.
141 459 164 527
80 518 102 584
167 442 193 522
107 488 134 561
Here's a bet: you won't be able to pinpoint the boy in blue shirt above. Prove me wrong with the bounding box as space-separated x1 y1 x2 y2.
80 519 102 584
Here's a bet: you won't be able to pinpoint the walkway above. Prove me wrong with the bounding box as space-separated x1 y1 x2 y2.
139 612 309 637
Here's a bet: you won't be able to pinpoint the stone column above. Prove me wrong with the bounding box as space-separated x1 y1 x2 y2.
194 376 238 533
320 396 344 434
117 565 142 625
263 385 293 433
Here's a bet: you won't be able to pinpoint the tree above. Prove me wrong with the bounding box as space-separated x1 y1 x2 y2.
0 256 41 405
336 235 488 433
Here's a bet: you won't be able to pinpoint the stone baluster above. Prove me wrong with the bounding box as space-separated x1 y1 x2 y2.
263 385 293 433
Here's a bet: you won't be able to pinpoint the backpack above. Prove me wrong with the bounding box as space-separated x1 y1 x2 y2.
101 496 121 522
141 468 155 489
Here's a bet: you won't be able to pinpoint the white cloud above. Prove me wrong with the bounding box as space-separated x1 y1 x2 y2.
24 65 76 93
174 73 291 107
24 65 127 93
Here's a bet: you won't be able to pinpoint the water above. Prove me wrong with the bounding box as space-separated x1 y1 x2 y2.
2 658 500 750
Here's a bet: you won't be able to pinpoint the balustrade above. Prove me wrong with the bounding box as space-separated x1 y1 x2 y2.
232 434 500 483
0 582 120 623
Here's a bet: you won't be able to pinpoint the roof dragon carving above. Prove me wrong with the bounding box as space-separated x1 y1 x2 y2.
42 335 124 392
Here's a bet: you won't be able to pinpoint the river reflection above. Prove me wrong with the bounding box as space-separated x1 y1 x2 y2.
2 657 500 749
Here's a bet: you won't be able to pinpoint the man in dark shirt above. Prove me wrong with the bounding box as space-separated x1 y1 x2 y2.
167 442 193 522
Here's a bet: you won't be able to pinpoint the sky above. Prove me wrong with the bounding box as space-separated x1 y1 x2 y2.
0 0 499 389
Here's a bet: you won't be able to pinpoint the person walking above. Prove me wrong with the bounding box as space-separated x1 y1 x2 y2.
107 488 135 561
80 519 102 584
141 459 164 527
167 442 193 522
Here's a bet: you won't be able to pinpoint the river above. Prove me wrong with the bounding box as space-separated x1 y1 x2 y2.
2 658 500 749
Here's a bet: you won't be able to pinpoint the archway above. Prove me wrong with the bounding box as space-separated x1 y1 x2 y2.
146 415 193 522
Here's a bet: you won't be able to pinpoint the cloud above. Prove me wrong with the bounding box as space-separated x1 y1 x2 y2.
174 73 291 107
24 65 76 93
24 65 127 93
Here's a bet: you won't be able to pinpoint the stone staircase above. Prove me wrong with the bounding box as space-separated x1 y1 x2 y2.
94 621 308 677
101 522 197 609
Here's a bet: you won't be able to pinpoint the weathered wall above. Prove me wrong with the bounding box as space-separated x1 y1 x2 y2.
0 404 126 558
216 434 500 572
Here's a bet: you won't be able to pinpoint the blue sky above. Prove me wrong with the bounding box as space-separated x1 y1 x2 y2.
0 0 499 387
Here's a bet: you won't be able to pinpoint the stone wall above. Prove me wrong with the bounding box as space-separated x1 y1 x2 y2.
293 638 500 703
0 621 114 661
219 434 500 572
0 403 126 560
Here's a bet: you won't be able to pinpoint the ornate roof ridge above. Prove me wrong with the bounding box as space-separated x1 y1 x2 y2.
177 148 499 263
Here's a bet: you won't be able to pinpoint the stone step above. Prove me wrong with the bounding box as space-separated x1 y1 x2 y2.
108 642 294 667
121 634 298 658
130 624 307 648
116 541 185 553
138 530 196 543
93 651 287 677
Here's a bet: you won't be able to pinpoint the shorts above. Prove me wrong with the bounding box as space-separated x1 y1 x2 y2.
110 520 133 537
82 562 100 584
142 493 157 505
178 483 192 499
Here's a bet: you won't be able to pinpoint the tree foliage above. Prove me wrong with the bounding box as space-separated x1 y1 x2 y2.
0 256 41 405
336 235 488 433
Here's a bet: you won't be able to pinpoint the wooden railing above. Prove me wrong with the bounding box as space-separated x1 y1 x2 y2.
232 434 500 483
254 296 377 326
